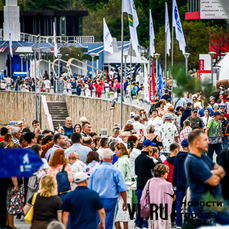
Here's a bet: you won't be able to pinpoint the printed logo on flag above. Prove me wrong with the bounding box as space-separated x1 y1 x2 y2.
174 6 182 34
128 14 133 27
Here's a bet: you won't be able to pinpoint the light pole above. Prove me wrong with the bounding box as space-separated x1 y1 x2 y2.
124 54 128 81
209 51 216 85
154 53 160 98
184 53 190 74
19 54 24 72
38 34 41 127
57 53 62 79
90 53 96 78
34 37 37 120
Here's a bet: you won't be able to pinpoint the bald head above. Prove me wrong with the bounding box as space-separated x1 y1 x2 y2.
102 149 113 162
65 117 72 128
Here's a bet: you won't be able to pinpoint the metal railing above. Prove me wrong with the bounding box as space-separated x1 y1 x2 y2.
20 33 94 43
0 29 94 43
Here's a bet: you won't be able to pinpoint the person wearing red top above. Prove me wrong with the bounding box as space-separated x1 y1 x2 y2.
163 143 179 183
96 83 104 98
0 127 8 142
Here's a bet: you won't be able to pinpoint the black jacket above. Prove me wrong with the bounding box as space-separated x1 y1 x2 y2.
135 151 156 190
181 107 192 128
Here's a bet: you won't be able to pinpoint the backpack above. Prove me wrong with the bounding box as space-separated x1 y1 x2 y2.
56 165 71 194
28 168 46 192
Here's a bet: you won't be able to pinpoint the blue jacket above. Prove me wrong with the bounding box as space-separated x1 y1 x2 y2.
173 151 188 189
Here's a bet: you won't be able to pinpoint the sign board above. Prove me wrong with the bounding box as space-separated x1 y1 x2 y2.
200 0 228 19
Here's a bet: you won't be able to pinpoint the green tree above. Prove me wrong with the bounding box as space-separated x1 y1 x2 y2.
25 0 69 10
60 45 83 61
83 0 130 42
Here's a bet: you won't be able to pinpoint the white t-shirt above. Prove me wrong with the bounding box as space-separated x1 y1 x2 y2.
133 121 147 136
44 80 51 89
148 117 163 135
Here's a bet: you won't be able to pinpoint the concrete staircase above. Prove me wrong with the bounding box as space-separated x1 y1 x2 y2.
47 101 69 130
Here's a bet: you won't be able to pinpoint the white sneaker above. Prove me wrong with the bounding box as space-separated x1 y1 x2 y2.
176 227 181 229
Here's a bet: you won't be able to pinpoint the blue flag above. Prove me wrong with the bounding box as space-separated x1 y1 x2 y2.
158 62 163 100
0 148 42 178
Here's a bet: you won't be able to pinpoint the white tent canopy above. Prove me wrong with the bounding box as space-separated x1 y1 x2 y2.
104 50 148 64
218 53 229 80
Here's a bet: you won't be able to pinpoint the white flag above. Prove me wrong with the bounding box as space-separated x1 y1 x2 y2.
149 9 155 57
103 18 114 54
9 26 13 57
165 3 171 56
122 0 139 56
53 22 58 58
144 64 149 101
172 0 186 54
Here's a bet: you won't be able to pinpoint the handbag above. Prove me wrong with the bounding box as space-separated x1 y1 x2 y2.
140 180 151 218
24 192 38 225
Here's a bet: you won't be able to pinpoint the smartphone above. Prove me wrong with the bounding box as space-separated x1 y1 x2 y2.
58 123 61 129
127 141 133 149
140 129 143 136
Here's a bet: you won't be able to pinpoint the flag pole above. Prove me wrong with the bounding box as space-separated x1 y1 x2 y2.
103 18 105 74
165 34 167 89
171 0 174 95
120 10 124 129
148 9 151 76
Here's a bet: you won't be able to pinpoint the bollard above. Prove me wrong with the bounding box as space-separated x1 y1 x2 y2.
92 89 96 97
143 99 148 109
102 91 105 99
125 95 130 103
132 96 137 105
138 98 143 107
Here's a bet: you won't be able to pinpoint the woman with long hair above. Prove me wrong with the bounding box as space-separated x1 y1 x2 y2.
157 101 167 118
141 164 174 229
47 149 73 203
73 123 82 133
148 109 163 135
201 108 212 129
83 151 100 176
23 175 63 229
114 143 132 229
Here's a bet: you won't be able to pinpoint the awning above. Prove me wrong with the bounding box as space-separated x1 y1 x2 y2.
0 47 7 52
15 46 33 53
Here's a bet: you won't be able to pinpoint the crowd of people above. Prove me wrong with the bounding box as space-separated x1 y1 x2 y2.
1 83 229 229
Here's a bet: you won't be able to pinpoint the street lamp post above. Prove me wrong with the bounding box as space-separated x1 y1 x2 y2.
19 54 24 72
184 53 190 74
154 53 160 98
124 54 128 81
57 53 62 79
209 51 216 85
90 53 96 78
38 34 41 127
34 37 37 120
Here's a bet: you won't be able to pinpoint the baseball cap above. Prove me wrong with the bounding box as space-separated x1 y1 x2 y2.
164 113 173 120
74 172 89 183
192 107 198 112
181 139 189 148
142 139 156 147
214 111 221 116
209 96 215 101
130 112 135 118
219 104 225 108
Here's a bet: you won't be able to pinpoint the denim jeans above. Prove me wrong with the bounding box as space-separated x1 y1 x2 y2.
223 138 228 148
207 143 222 161
176 189 186 227
135 189 148 228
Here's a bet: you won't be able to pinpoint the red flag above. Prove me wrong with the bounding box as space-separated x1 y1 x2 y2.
150 62 155 102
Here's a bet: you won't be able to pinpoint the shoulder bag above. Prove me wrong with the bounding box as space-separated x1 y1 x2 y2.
24 192 38 225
